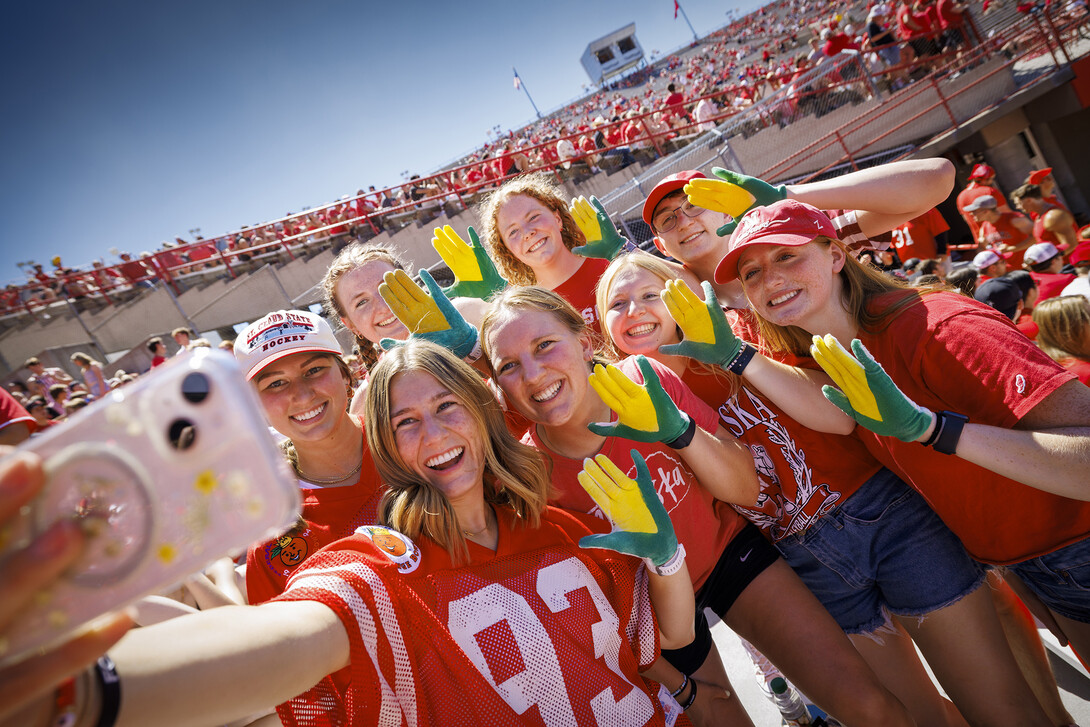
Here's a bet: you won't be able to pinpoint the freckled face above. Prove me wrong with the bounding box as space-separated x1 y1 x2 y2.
603 267 679 358
737 242 845 332
335 261 409 344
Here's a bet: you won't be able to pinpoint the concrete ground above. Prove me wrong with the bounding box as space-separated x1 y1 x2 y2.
710 616 1090 725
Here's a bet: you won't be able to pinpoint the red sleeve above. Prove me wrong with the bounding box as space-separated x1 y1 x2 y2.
919 306 1076 427
926 207 949 236
0 389 36 435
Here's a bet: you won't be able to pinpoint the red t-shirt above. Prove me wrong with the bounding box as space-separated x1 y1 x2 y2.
1029 271 1077 302
1015 312 1038 341
679 337 883 543
150 355 166 369
0 389 36 437
957 184 1009 240
524 356 744 591
1060 358 1090 386
246 445 384 604
936 0 966 27
552 257 611 335
274 506 672 727
853 291 1087 564
980 211 1033 269
890 208 949 261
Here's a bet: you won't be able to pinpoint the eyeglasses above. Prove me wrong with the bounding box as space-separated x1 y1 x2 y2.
654 200 706 232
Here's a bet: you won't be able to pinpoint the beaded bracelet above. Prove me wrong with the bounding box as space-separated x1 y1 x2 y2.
679 677 699 710
726 343 757 375
670 673 689 699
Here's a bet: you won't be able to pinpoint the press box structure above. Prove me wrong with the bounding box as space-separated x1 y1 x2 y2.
581 23 645 87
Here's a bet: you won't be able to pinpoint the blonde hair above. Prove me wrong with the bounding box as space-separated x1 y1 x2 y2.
755 238 935 357
1033 296 1090 362
480 286 610 374
595 252 740 395
69 352 100 368
321 242 407 371
364 340 548 563
478 173 586 286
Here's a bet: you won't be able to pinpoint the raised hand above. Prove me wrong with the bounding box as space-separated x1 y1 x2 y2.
587 356 692 446
431 225 507 300
570 195 628 260
577 451 679 568
683 167 787 237
658 279 744 368
378 268 480 360
810 334 933 442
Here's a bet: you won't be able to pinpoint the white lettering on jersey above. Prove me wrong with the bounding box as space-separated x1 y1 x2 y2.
539 557 655 726
449 582 577 725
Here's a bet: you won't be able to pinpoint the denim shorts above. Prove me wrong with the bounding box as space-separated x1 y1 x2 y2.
775 468 986 634
1007 536 1090 624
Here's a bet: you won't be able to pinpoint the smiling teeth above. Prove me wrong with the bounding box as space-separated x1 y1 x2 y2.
527 239 546 253
426 447 463 468
770 291 798 306
292 404 325 422
376 315 398 327
681 232 701 244
532 381 561 402
627 323 656 337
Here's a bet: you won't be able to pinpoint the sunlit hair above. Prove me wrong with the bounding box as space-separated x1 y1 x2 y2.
480 286 610 380
752 238 945 357
321 242 407 372
478 172 587 286
594 252 741 397
1033 296 1090 363
364 340 548 563
69 352 102 368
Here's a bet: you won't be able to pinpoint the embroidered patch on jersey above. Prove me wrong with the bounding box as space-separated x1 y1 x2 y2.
356 525 422 573
1015 374 1027 395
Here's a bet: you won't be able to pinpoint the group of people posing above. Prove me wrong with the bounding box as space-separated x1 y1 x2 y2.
3 157 1090 727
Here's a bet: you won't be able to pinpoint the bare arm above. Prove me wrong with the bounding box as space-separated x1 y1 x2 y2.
1043 209 1079 249
742 356 856 434
0 422 30 446
111 600 348 727
920 379 1090 501
679 423 761 506
648 562 697 650
785 158 956 237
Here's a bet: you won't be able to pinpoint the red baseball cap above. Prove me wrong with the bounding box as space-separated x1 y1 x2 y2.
1069 242 1090 267
968 163 995 180
642 170 706 228
715 199 837 283
1027 167 1053 185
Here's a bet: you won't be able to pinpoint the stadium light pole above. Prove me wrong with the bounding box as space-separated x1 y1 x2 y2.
675 1 699 43
512 67 542 120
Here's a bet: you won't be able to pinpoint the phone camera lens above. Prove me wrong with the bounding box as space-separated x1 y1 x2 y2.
168 418 198 450
181 372 211 404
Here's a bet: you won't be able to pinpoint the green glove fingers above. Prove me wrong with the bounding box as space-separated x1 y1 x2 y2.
684 168 787 238
378 268 480 360
570 195 628 260
577 450 679 567
658 280 743 368
431 225 507 300
810 334 933 442
586 356 690 444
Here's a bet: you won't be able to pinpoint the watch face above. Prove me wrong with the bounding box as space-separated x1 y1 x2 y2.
37 444 153 587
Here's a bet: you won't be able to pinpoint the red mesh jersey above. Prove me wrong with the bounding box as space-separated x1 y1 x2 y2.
273 505 673 726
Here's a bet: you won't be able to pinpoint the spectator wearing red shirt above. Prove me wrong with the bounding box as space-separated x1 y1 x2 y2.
1012 183 1079 251
956 164 1009 240
965 194 1035 268
936 0 970 49
1024 242 1077 301
890 207 950 261
1025 168 1067 212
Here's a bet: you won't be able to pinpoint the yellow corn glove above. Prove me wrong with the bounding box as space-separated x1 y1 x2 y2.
577 451 679 567
569 195 627 260
378 269 480 360
683 168 787 237
587 356 690 445
431 225 507 300
810 335 932 442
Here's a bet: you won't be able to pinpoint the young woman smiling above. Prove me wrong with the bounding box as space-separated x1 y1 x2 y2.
480 286 913 727
596 250 1060 726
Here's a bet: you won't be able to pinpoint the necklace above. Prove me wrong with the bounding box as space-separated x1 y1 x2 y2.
462 508 497 539
296 458 362 485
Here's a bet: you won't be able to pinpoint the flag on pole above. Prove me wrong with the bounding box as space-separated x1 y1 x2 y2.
674 0 680 19
513 68 522 90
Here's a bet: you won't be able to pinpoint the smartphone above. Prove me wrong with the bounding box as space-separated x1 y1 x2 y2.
0 348 300 667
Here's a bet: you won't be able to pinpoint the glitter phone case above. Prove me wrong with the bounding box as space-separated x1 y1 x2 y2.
0 348 300 667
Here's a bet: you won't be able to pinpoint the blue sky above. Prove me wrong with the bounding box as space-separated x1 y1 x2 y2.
0 0 764 284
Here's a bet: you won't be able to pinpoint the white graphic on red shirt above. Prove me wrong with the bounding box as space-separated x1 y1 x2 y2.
1015 374 1026 395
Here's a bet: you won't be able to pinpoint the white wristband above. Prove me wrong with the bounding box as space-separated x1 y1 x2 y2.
464 336 483 363
647 543 686 577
